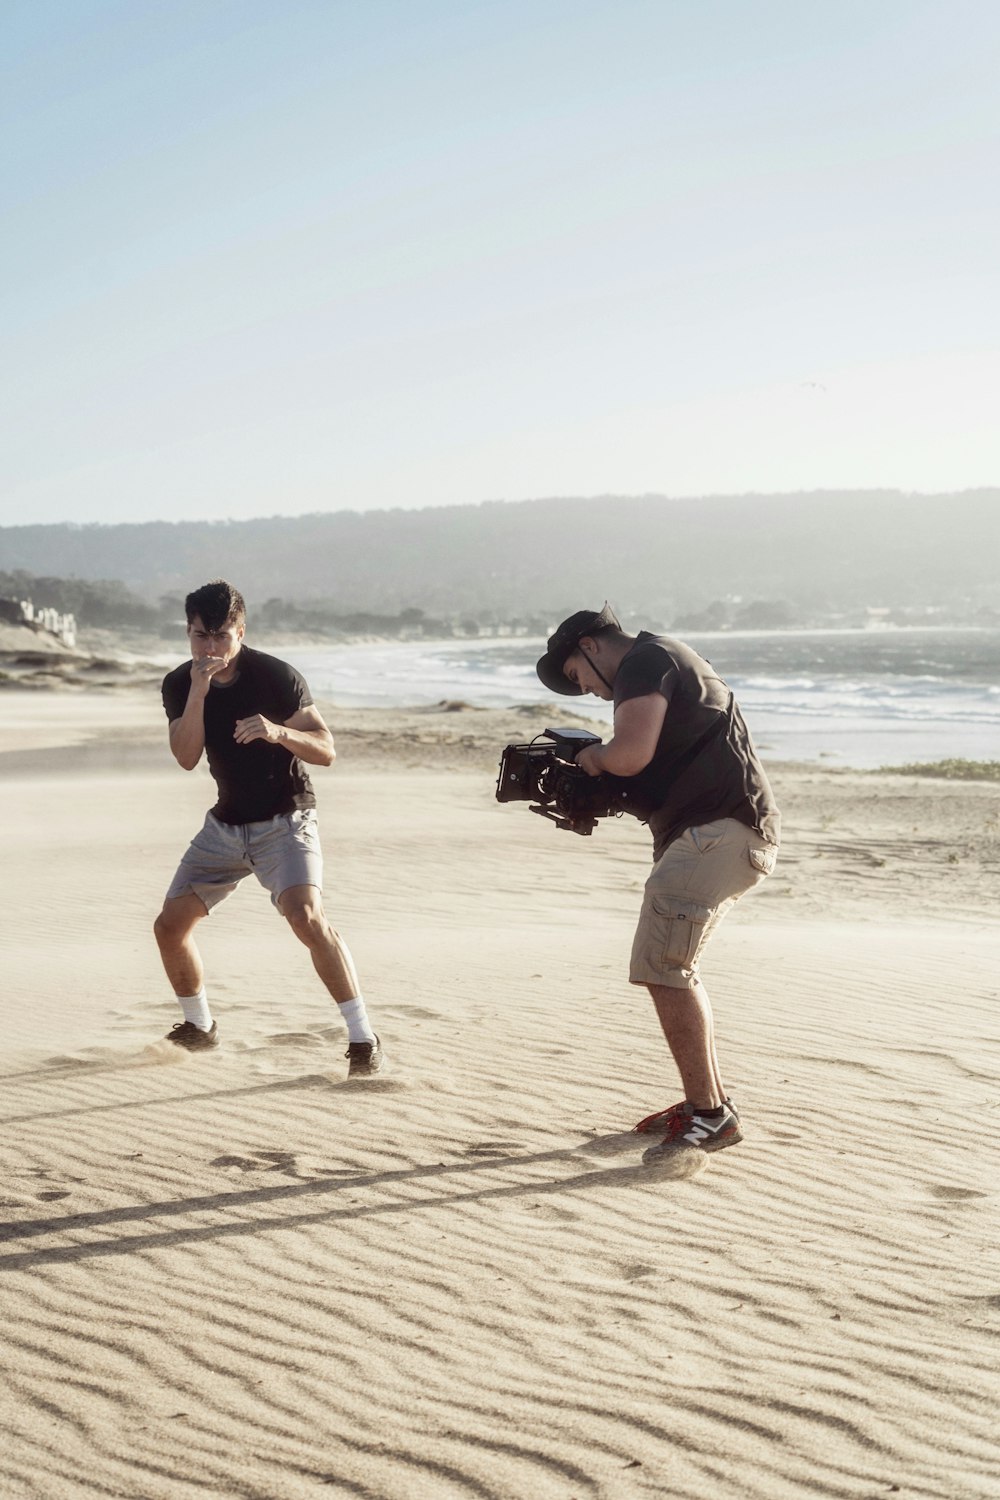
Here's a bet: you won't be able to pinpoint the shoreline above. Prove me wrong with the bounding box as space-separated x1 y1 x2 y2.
4 620 1000 774
2 686 998 925
2 672 998 779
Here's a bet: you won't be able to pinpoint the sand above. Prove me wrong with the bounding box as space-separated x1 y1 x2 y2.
1 687 998 1500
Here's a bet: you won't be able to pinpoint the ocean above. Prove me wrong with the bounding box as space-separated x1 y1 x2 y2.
281 626 1000 769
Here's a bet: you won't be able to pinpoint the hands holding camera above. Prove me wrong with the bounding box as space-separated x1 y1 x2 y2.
574 742 605 777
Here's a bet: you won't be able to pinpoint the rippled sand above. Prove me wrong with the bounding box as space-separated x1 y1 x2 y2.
2 692 998 1499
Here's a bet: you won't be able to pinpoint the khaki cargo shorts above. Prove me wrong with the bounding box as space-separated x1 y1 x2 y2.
165 808 323 914
629 818 777 989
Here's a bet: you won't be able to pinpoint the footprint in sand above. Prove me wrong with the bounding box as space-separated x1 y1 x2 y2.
620 1261 656 1281
21 1170 83 1199
210 1150 303 1176
891 1180 990 1205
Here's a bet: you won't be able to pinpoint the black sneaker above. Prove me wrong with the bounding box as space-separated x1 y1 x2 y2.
634 1096 739 1133
166 1020 219 1052
641 1102 742 1164
346 1035 384 1077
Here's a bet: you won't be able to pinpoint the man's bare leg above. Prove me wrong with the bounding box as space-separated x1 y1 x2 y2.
280 885 380 1071
153 892 217 1046
153 892 210 995
279 884 362 1002
694 979 728 1101
648 981 724 1109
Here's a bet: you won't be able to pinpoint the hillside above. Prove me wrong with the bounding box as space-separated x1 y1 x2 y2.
0 490 997 620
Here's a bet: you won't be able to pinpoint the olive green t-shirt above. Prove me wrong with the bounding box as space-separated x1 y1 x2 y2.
613 632 780 857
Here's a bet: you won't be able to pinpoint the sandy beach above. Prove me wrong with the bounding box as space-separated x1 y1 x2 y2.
2 685 998 1500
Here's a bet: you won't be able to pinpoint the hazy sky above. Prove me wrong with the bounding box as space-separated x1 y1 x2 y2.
3 0 999 527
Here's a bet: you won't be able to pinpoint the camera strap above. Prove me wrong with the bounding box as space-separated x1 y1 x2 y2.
578 645 616 694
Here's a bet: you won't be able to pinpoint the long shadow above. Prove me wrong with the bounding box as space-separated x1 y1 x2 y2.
2 1144 599 1239
1 1050 198 1084
0 1072 335 1126
0 1139 656 1272
1 1036 275 1085
1 1060 150 1084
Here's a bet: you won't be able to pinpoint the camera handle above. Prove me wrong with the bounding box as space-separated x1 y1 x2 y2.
529 804 597 835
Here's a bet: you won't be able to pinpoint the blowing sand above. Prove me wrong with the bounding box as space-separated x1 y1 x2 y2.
1 689 998 1500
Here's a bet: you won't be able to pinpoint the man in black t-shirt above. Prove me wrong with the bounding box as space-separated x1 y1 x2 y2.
536 603 779 1164
153 579 382 1076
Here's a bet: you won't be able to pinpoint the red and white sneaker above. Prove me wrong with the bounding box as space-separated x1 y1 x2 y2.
641 1102 743 1163
634 1097 739 1134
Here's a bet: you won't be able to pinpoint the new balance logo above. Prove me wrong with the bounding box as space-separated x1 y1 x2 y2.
684 1115 732 1143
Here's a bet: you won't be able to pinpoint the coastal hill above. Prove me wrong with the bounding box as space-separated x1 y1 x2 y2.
0 490 997 621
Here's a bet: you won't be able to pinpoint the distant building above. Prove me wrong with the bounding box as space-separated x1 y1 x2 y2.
0 596 76 649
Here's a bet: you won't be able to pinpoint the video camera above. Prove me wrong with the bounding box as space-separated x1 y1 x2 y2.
495 727 637 836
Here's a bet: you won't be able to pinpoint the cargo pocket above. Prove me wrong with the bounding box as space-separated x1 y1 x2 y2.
748 843 778 877
650 896 715 974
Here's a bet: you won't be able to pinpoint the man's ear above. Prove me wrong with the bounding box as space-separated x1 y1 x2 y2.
577 635 597 655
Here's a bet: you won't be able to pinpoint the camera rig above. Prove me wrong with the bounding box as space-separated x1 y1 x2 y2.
495 727 638 835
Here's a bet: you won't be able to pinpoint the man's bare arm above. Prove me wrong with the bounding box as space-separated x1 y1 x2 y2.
168 710 205 770
576 693 667 777
233 704 336 767
167 656 230 769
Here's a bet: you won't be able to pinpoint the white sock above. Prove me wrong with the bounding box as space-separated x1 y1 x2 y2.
338 995 376 1045
177 988 212 1031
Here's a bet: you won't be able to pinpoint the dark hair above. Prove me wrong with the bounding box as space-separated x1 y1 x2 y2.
184 580 246 632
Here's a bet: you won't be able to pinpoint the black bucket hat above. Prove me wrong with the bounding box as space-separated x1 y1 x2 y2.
535 601 622 695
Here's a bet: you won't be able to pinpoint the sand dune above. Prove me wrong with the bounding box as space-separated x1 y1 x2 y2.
2 691 998 1499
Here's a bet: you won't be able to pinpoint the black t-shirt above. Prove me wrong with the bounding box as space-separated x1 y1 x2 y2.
162 645 317 824
613 632 780 857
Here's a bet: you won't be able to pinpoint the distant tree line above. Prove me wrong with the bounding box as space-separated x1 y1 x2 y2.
5 567 996 642
0 571 554 640
253 598 553 638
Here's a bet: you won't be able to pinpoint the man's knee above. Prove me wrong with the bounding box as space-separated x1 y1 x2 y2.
154 896 205 945
284 899 330 946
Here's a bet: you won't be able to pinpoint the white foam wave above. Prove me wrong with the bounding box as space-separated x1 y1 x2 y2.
282 634 1000 767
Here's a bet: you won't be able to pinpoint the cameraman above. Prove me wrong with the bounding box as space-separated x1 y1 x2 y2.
536 604 779 1164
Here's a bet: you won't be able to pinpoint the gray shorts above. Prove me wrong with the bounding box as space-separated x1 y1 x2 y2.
629 818 777 989
165 808 323 914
